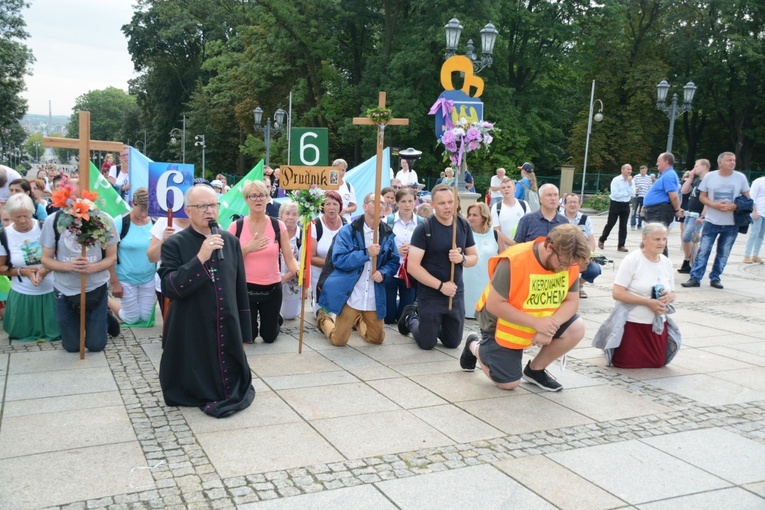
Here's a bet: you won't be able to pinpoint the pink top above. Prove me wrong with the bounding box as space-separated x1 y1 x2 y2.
229 217 286 285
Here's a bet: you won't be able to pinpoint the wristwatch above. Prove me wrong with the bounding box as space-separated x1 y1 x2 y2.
461 253 466 265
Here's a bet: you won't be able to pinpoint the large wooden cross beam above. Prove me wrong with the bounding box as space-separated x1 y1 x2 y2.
353 92 409 271
43 111 124 192
42 111 124 359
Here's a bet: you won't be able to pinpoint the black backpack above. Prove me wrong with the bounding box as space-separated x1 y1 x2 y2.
495 199 527 214
0 220 45 277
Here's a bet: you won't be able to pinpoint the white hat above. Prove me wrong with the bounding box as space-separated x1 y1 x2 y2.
210 179 223 188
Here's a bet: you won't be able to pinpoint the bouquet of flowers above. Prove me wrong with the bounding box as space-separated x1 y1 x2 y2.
366 107 393 126
290 185 326 223
50 185 114 248
438 117 496 168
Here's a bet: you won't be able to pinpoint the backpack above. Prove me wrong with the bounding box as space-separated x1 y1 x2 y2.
578 214 588 226
521 181 541 211
119 213 156 241
0 220 45 274
314 216 347 243
495 199 527 215
233 215 283 270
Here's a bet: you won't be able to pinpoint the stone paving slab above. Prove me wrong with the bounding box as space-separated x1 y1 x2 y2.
1 213 764 508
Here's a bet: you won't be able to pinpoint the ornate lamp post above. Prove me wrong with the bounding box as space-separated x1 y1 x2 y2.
169 114 187 163
580 80 604 201
194 134 206 177
444 17 499 73
656 80 696 153
253 107 287 168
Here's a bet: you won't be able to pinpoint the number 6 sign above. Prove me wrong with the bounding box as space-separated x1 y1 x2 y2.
290 128 328 166
148 163 196 218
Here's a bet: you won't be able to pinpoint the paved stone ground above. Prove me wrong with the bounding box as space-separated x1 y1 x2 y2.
1 213 764 509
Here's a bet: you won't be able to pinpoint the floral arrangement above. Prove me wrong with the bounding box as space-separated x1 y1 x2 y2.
366 107 393 125
50 185 114 248
438 117 496 168
289 185 326 222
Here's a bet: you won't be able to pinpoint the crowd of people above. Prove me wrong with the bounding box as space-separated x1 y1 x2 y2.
0 147 760 418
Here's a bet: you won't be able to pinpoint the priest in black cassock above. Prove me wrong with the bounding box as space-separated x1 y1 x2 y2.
158 184 255 418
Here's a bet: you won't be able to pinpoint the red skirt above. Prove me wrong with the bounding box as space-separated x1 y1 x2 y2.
611 321 668 368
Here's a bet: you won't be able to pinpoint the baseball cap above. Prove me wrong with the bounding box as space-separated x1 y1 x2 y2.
410 182 420 188
193 177 213 187
210 179 223 189
518 162 534 172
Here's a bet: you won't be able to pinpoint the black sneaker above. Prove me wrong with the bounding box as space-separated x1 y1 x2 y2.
398 304 417 336
522 361 562 392
681 278 700 288
107 310 121 338
460 333 479 372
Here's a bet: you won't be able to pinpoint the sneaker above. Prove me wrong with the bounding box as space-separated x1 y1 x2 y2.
753 257 764 264
398 304 417 336
743 257 753 264
460 333 479 371
681 278 700 288
522 361 562 392
107 310 121 338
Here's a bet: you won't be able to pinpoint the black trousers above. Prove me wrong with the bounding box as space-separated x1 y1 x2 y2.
600 200 631 248
247 282 283 343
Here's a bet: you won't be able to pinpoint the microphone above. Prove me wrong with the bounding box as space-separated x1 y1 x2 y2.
208 220 224 261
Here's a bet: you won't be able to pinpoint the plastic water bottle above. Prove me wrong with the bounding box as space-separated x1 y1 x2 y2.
653 278 665 300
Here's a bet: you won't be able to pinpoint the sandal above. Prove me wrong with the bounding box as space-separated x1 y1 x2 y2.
579 290 588 299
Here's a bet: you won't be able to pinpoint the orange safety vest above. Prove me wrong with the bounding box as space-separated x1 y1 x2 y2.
475 238 580 350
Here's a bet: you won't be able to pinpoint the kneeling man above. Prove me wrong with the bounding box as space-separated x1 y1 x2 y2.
461 224 590 391
317 194 399 346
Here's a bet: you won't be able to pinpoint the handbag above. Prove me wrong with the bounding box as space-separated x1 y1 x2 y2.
397 254 411 288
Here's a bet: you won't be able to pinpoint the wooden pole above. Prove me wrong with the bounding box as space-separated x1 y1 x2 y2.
447 161 464 311
298 222 311 354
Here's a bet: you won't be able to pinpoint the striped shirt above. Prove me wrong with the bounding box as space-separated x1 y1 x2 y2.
634 174 652 197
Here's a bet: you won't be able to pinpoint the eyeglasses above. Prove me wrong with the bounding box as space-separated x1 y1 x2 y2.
247 194 268 201
549 246 574 271
187 203 220 211
364 200 376 205
392 186 402 190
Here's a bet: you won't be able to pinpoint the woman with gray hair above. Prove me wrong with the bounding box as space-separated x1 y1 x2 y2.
0 193 60 341
593 222 681 368
279 200 302 320
108 187 157 325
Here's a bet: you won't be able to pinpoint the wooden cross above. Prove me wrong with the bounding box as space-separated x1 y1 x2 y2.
353 92 409 271
42 111 124 359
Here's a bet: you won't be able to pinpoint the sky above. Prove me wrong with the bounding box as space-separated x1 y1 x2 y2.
21 0 138 116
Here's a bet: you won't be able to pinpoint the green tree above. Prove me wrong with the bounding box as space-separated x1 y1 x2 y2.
0 0 34 130
66 87 139 144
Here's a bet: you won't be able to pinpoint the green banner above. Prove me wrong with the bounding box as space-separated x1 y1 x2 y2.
217 160 264 230
88 162 132 218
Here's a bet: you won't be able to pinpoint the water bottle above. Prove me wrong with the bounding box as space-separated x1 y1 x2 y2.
653 278 665 300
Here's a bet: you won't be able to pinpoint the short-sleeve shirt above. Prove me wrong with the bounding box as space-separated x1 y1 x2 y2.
0 222 54 295
114 216 156 285
229 217 286 285
513 210 568 243
567 211 592 238
699 170 750 226
150 217 186 292
491 200 526 240
643 168 679 207
410 216 475 298
614 250 674 324
39 212 118 295
337 181 357 222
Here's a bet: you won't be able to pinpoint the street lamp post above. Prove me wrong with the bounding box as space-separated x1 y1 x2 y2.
195 135 206 177
580 80 604 201
169 114 187 164
443 17 498 193
134 140 146 154
656 80 696 153
253 107 287 168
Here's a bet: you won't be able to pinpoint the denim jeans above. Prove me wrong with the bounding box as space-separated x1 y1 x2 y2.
682 216 704 243
631 196 644 228
745 216 764 258
690 223 739 282
54 283 109 353
580 261 602 284
385 277 416 324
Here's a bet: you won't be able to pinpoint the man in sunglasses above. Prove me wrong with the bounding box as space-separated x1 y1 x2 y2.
462 224 590 392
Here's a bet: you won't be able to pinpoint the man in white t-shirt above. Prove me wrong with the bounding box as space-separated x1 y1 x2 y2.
332 158 357 221
488 168 506 206
395 159 419 187
682 151 750 289
491 177 527 251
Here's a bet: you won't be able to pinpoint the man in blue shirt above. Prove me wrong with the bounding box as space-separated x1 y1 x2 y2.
598 164 635 252
642 152 681 228
514 184 568 242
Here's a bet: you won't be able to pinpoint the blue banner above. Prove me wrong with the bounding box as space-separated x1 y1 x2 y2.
147 163 196 218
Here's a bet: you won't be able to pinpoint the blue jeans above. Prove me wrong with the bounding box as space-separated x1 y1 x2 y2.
581 261 602 284
690 223 738 282
385 277 416 324
54 284 109 353
682 216 704 243
745 216 764 258
631 196 644 228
